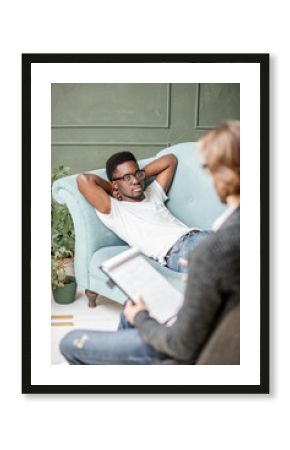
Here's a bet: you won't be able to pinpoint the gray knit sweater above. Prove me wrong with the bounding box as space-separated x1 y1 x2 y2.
134 208 240 363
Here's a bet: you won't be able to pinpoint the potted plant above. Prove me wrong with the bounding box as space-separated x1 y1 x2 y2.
51 165 75 261
52 247 77 304
51 166 76 303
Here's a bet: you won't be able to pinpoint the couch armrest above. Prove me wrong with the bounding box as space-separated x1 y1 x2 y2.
52 173 124 289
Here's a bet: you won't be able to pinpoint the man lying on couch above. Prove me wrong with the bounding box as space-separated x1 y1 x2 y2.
77 151 209 273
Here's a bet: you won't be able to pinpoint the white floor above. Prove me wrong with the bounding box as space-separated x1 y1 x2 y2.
51 290 123 364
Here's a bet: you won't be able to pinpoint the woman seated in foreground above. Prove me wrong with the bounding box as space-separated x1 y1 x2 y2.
60 121 240 365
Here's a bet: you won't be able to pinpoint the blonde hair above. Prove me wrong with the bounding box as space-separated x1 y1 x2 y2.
199 121 240 203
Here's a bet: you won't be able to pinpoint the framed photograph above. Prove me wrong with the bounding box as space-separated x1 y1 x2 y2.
22 53 269 394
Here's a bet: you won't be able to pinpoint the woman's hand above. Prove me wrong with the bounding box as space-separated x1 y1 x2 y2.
179 257 188 283
124 297 146 324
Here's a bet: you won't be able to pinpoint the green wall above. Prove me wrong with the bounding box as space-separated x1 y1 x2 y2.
51 83 240 174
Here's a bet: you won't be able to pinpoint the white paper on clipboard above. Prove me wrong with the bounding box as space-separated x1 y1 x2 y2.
101 247 184 324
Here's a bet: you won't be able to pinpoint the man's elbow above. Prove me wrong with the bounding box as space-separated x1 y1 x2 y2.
76 173 88 190
168 153 178 168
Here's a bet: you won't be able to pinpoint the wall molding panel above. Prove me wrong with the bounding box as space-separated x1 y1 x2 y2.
51 83 239 173
194 83 240 130
52 84 171 129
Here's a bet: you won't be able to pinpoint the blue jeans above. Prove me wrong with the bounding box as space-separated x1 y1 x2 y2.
165 230 210 272
60 310 173 365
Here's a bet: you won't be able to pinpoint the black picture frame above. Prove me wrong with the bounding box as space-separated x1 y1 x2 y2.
22 53 269 394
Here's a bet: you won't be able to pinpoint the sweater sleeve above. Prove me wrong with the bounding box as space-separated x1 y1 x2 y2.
134 236 228 362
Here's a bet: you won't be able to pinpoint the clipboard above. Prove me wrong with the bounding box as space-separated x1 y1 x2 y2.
100 247 184 323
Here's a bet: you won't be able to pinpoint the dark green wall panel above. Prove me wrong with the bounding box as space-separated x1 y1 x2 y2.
52 84 170 128
51 83 240 174
196 83 240 128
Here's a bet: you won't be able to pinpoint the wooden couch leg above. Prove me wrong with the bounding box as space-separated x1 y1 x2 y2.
85 289 99 308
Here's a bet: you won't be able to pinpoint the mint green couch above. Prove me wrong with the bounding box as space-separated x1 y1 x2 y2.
52 143 226 306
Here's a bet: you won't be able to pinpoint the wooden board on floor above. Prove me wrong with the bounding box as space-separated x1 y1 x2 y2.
51 315 73 319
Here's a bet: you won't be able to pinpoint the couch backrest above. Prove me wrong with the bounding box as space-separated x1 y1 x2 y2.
155 143 226 229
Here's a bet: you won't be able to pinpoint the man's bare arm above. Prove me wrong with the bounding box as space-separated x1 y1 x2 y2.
143 154 177 193
76 173 112 214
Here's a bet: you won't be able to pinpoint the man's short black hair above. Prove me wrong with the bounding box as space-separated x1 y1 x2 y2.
106 151 137 181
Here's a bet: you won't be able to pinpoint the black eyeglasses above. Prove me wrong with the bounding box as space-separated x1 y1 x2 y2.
112 169 146 183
